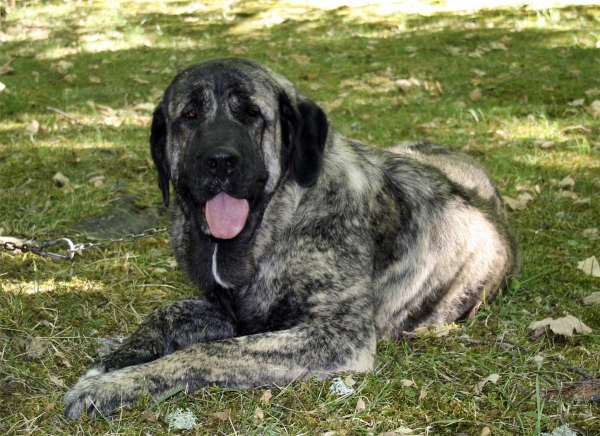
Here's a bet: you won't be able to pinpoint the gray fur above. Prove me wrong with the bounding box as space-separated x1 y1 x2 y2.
64 58 517 419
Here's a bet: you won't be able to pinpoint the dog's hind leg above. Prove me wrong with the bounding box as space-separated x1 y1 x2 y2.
81 296 237 380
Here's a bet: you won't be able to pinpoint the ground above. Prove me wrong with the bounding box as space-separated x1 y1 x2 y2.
0 0 599 435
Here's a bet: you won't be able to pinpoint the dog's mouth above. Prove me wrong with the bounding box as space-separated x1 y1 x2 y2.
202 192 250 239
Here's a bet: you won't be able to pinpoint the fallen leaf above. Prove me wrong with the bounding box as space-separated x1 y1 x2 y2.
55 351 71 368
51 60 73 74
475 373 500 395
419 122 436 129
63 73 77 83
542 380 600 403
533 139 554 149
229 46 248 55
481 426 492 436
583 292 600 306
0 81 5 93
401 379 414 387
573 198 590 206
503 193 533 211
25 120 40 135
44 403 55 412
419 388 428 399
529 315 592 337
489 41 507 50
88 75 101 84
88 175 105 187
470 88 482 101
260 389 272 404
153 267 167 274
356 397 366 413
52 172 70 187
567 98 585 107
344 375 356 387
584 88 600 97
390 426 415 434
558 175 575 190
48 375 66 388
577 256 600 277
582 228 599 240
140 411 159 422
212 409 230 421
413 322 460 337
589 100 600 117
26 337 49 359
253 407 264 421
291 54 310 64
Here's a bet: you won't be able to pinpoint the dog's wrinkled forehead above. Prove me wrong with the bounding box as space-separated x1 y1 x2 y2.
164 58 297 121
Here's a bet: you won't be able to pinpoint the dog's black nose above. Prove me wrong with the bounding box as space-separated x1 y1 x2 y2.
201 148 241 177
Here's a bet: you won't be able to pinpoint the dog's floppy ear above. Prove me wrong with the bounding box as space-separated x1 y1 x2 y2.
280 94 328 187
150 104 170 207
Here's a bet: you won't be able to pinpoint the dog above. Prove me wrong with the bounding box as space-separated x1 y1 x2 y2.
64 58 518 418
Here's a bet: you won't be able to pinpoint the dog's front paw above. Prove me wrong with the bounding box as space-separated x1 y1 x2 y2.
63 367 142 419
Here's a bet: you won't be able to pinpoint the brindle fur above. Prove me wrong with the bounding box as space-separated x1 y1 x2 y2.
64 58 518 419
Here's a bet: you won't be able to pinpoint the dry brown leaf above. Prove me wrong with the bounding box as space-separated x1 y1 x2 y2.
44 402 56 412
51 61 73 74
55 351 71 368
489 41 507 50
401 379 414 387
291 54 310 64
481 427 492 436
529 315 592 337
229 46 248 55
356 397 366 413
567 98 585 107
573 198 590 206
49 375 66 388
582 228 599 240
26 337 49 359
260 389 272 404
88 76 101 84
253 407 264 421
503 193 533 211
212 409 230 421
53 172 70 187
584 88 600 97
420 122 436 129
140 411 159 422
583 292 600 306
88 175 105 187
577 256 600 277
542 379 600 401
470 88 482 101
589 100 600 117
419 388 428 400
558 175 575 190
475 373 500 395
344 375 356 387
413 322 459 337
533 140 554 149
25 120 40 135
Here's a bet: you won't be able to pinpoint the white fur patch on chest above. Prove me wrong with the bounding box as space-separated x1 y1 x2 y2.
212 245 233 289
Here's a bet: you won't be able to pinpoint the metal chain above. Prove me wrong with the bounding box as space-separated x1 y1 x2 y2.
1 227 168 261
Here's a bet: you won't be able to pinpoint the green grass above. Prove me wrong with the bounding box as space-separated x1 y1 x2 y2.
1 0 599 434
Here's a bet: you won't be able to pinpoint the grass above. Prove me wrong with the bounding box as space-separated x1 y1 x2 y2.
1 0 599 434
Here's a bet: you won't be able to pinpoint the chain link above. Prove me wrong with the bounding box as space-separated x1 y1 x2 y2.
1 227 168 260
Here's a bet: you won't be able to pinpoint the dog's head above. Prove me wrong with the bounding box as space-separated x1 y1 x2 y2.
150 58 328 240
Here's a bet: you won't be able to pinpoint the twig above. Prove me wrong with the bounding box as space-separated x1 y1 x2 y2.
45 106 85 125
567 366 594 380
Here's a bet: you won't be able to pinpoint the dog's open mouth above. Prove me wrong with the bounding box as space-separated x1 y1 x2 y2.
204 192 250 239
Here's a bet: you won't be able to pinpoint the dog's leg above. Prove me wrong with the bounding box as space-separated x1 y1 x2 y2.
81 296 237 380
64 284 376 419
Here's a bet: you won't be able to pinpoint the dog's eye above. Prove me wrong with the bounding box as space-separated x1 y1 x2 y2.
185 109 197 120
247 105 260 117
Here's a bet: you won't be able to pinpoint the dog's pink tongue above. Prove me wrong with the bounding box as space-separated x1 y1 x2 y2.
205 193 250 239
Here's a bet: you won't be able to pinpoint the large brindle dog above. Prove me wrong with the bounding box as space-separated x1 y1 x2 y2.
64 58 518 418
